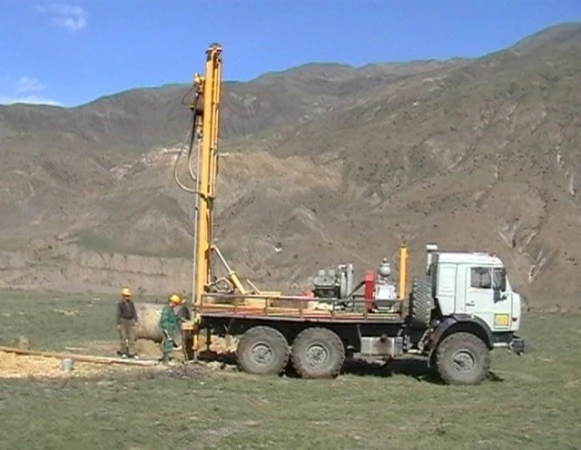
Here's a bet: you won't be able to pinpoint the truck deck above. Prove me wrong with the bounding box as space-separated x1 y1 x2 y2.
195 293 406 324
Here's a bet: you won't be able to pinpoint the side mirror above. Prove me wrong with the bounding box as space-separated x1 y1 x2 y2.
500 269 507 292
492 268 507 292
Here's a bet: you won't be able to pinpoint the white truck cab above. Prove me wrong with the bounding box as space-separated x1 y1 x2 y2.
430 249 522 338
420 243 525 352
409 244 526 385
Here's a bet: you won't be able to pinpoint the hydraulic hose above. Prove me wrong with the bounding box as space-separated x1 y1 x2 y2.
173 94 201 194
173 114 197 193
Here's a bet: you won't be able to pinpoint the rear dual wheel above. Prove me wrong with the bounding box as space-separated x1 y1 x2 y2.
291 327 345 379
236 325 346 379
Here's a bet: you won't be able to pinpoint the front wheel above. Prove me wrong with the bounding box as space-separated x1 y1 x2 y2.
435 332 490 385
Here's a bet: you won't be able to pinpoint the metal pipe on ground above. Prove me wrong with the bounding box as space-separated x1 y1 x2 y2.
0 346 157 366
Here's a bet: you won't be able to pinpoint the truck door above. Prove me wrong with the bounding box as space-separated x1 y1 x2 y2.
465 266 512 331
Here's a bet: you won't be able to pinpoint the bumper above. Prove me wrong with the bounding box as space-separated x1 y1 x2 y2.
509 336 525 355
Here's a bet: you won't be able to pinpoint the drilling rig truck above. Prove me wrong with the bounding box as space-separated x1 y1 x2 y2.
174 43 525 386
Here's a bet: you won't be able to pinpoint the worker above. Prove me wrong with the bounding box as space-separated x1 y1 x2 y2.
159 293 182 365
116 287 139 359
174 295 191 323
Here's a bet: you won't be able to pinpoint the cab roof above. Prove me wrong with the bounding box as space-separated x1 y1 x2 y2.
436 251 504 266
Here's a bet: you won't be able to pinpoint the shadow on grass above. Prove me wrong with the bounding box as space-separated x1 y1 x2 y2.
195 351 504 384
197 350 238 365
342 357 506 384
341 357 443 384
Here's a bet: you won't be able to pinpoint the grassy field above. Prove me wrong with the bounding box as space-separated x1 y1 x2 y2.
0 288 580 450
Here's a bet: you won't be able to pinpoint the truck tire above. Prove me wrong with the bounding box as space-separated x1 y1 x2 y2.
435 332 490 385
291 327 345 379
236 326 290 376
408 275 433 329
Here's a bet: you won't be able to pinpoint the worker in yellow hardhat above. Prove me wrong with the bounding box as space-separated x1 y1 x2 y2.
158 293 182 365
171 293 192 325
116 287 138 359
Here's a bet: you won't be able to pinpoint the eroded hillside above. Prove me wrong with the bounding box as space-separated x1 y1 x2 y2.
0 23 580 310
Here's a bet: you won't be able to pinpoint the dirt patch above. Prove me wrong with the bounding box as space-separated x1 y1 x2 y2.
81 334 237 358
53 308 79 317
0 351 144 379
150 364 208 380
73 339 163 359
203 333 239 353
0 334 239 380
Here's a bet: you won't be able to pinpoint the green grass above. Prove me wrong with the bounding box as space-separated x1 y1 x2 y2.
1 289 581 449
0 288 165 351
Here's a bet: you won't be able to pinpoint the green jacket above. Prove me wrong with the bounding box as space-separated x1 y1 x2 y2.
159 304 179 333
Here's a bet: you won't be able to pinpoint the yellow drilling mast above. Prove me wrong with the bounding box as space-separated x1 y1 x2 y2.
173 42 224 358
190 43 223 310
177 43 278 358
185 43 271 307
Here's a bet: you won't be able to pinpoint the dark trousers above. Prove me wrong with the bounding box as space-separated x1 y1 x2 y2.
118 318 137 355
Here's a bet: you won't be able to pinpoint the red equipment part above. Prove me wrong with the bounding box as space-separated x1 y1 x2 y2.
364 270 375 312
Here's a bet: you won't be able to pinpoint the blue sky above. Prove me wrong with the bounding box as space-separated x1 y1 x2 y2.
0 0 580 107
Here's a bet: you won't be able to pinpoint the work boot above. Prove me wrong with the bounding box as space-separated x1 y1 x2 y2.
161 353 170 365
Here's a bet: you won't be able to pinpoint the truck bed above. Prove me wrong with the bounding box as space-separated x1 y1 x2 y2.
195 293 406 324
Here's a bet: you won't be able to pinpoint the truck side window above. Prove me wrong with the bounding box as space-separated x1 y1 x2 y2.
470 267 491 289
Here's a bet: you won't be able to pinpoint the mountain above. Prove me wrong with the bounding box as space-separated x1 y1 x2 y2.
1 23 581 311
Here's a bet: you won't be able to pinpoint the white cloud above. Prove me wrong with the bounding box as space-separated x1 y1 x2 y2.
0 95 63 107
16 77 46 93
0 76 63 106
36 3 87 32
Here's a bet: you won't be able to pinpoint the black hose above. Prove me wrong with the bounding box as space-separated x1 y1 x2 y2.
345 280 365 299
180 85 197 107
185 94 201 163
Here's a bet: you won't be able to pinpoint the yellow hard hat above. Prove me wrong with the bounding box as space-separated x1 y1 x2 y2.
121 287 131 297
169 294 181 304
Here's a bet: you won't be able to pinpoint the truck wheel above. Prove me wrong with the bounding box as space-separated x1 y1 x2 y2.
291 327 345 379
408 275 433 329
435 332 490 385
236 326 290 376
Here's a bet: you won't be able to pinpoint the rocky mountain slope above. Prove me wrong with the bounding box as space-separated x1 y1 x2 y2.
1 23 581 310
